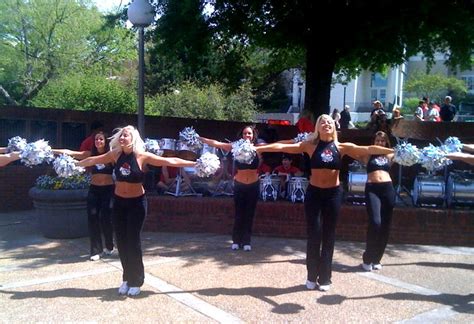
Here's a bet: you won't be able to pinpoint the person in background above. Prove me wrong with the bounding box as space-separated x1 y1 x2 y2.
295 110 315 133
255 115 393 292
340 105 353 129
391 106 403 120
273 154 303 198
200 125 262 252
440 96 457 122
350 131 395 272
331 109 341 129
80 121 104 151
53 132 115 261
257 155 273 176
414 100 426 121
427 102 441 122
77 125 196 297
156 165 192 194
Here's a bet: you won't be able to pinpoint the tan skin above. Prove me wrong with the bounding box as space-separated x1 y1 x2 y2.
0 151 20 167
350 134 394 183
77 128 196 198
445 144 474 166
53 133 114 186
256 116 394 188
200 127 261 185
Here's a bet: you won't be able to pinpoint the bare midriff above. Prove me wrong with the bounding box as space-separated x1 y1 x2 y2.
367 170 392 183
234 169 259 184
90 173 114 186
114 181 145 198
309 169 340 188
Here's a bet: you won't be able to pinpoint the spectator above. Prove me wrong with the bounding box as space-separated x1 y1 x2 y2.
414 100 426 121
440 96 457 122
80 121 104 151
331 109 341 129
295 110 315 133
273 154 303 198
370 100 385 118
157 165 192 194
427 102 441 122
340 105 353 129
391 106 403 120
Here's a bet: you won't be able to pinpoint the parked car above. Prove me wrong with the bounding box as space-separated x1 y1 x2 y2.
455 102 474 122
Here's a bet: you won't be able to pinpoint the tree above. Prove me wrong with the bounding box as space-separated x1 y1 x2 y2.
0 0 136 106
404 72 467 104
211 0 474 119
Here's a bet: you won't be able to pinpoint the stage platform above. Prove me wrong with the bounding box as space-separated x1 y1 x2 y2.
145 194 474 247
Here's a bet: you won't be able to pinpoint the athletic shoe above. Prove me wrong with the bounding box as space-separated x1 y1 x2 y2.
127 287 141 296
90 254 101 261
243 245 252 251
318 283 331 292
361 263 373 271
231 243 239 250
118 281 129 295
305 280 317 290
372 263 383 270
103 248 116 256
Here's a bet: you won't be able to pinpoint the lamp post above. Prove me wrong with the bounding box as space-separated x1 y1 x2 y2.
127 0 155 136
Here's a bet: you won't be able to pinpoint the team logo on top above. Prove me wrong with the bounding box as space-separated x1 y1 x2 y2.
95 164 106 170
119 163 131 176
321 149 334 163
374 156 388 166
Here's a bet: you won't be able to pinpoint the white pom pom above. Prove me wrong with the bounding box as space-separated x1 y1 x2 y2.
442 137 462 153
20 139 54 167
231 139 256 164
393 142 420 167
144 138 163 156
419 144 452 172
195 152 220 177
294 132 310 143
53 154 85 178
7 136 27 152
179 126 202 150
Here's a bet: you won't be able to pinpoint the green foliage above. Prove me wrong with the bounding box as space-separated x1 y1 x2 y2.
30 74 136 113
404 72 468 104
401 97 422 115
145 81 259 121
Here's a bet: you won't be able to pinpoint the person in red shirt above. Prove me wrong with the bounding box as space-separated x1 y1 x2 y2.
80 121 104 151
295 110 315 133
273 154 303 198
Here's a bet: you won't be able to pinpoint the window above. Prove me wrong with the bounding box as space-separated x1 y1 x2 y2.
461 76 474 92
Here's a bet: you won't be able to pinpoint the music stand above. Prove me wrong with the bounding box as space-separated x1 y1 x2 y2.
165 167 200 197
394 136 412 206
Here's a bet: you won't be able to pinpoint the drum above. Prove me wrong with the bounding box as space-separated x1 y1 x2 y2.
446 171 474 207
158 138 176 157
287 177 309 203
176 140 200 160
201 143 218 156
412 175 445 207
348 171 368 198
259 175 280 201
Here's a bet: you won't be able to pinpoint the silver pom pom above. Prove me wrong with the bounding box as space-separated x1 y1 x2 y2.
144 138 163 156
195 152 220 177
53 154 85 178
442 136 462 154
179 126 202 151
294 132 310 143
419 144 452 172
393 142 420 167
231 139 256 164
20 139 54 167
7 136 27 152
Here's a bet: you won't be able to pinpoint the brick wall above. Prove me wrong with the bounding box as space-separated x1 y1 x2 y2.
145 195 474 246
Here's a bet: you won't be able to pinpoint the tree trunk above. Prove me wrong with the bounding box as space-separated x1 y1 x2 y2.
304 42 337 121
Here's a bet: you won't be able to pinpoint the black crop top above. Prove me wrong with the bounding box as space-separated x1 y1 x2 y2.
310 140 342 170
366 155 391 173
235 154 259 171
114 152 145 183
91 152 114 175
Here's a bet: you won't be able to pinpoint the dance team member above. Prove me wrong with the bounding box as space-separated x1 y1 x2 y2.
256 115 393 291
350 131 395 271
0 150 20 167
77 125 196 296
200 125 261 251
53 131 116 261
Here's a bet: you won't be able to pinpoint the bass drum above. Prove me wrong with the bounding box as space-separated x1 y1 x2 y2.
412 175 445 207
347 171 367 198
176 140 200 161
446 172 474 207
287 177 309 203
158 138 176 157
259 175 280 201
201 143 218 156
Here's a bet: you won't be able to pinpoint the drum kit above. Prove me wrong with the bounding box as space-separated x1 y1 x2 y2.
258 175 309 202
346 161 368 203
287 177 309 203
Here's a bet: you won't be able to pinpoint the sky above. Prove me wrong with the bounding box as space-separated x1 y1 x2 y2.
93 0 130 13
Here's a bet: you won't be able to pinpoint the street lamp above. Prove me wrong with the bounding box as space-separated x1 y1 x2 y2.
127 0 155 136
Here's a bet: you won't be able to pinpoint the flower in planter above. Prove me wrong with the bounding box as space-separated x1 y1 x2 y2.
35 174 91 190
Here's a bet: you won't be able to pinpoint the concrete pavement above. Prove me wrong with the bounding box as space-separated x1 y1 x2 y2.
0 209 473 323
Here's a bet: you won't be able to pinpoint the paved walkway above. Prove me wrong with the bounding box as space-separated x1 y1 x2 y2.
0 210 473 323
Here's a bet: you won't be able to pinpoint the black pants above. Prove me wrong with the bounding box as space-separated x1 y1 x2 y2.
112 194 147 287
363 182 395 265
87 185 114 256
233 181 259 246
304 185 343 285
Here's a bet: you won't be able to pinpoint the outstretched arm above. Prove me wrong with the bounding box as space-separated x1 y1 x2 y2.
52 148 91 160
77 150 115 167
0 152 20 167
143 152 196 168
446 152 474 165
340 142 393 160
0 147 7 154
199 137 232 151
255 142 306 155
463 144 474 153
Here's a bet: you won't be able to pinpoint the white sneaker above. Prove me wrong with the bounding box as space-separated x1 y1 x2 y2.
305 280 317 290
372 263 383 270
243 245 252 251
231 243 239 250
90 254 101 261
361 263 373 271
127 287 141 296
318 283 331 292
103 248 115 256
118 281 129 295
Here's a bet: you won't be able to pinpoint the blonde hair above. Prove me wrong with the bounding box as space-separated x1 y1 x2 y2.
109 125 145 153
308 114 339 144
374 131 391 148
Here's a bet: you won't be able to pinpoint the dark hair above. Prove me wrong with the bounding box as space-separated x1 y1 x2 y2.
374 131 391 148
90 120 104 132
91 131 110 156
238 125 258 144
